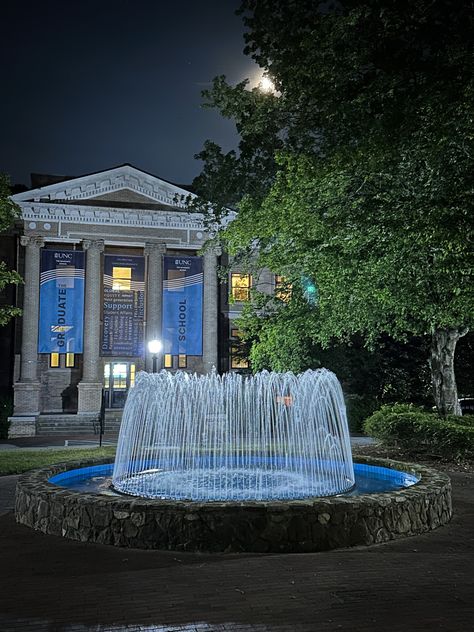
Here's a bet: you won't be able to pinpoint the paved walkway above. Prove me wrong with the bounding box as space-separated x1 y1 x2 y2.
0 467 473 631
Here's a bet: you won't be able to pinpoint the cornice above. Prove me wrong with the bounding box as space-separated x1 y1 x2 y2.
19 201 205 231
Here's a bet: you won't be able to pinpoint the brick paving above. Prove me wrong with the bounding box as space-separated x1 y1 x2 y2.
0 470 473 632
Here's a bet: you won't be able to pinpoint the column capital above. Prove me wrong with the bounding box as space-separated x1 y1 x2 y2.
20 235 44 248
83 239 104 252
203 242 222 258
144 242 166 256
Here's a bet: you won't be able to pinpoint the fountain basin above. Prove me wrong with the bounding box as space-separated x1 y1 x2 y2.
15 456 451 553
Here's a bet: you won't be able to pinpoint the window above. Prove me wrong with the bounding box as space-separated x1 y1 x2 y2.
164 354 173 368
231 273 251 302
178 355 187 368
230 329 250 369
66 353 75 368
275 275 292 301
130 364 136 388
50 353 60 368
112 266 132 291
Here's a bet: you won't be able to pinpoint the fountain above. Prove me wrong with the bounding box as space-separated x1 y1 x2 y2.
112 369 355 501
15 369 452 553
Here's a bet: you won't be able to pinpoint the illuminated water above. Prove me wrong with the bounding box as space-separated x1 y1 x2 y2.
111 369 355 501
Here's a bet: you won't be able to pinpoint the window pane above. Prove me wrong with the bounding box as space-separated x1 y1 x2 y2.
231 273 251 301
50 353 59 368
164 354 173 368
112 266 132 291
104 363 110 388
130 364 136 387
66 353 75 368
178 355 187 368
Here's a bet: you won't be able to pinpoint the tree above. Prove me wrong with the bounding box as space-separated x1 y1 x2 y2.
194 0 474 415
0 174 22 325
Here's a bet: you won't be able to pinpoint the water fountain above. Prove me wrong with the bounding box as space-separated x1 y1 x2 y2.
112 369 355 501
15 369 452 552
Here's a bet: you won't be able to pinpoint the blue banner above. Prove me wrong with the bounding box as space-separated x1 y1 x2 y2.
162 255 203 355
101 254 145 357
38 250 85 353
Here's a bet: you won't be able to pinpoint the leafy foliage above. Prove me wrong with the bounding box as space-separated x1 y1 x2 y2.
0 174 22 326
363 404 474 459
193 1 473 414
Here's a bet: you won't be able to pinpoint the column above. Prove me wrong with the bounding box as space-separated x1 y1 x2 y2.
77 239 104 414
12 235 44 418
202 244 221 373
144 242 166 372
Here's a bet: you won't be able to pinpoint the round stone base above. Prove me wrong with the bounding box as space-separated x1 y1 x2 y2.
15 457 452 553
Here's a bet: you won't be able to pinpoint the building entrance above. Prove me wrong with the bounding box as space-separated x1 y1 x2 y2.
103 362 136 408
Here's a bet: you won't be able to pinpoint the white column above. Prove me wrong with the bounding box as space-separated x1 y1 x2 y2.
202 244 221 373
77 239 104 413
145 242 166 371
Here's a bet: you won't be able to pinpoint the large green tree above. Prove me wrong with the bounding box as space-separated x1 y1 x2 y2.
0 174 22 325
194 0 474 415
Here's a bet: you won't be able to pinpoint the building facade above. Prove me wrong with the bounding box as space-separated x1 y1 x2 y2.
6 164 275 437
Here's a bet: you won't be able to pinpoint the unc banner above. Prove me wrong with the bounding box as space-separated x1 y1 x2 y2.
162 255 203 355
101 255 145 357
38 249 85 353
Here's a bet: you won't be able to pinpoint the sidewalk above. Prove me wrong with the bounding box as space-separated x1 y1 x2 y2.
0 434 376 451
0 466 473 630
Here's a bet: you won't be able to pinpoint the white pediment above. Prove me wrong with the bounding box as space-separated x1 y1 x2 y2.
11 164 195 209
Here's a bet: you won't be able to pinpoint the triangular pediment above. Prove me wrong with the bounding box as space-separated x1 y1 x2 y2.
11 164 194 209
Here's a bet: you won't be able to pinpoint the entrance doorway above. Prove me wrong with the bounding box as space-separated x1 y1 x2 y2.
103 362 136 408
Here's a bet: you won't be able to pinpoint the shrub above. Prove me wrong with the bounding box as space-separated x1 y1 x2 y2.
363 404 474 460
0 395 13 440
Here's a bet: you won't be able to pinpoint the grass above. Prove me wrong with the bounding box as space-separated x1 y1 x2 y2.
0 446 116 476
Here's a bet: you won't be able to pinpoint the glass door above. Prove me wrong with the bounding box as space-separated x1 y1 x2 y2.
103 362 136 408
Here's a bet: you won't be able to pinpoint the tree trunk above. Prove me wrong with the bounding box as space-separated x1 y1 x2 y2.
429 327 467 417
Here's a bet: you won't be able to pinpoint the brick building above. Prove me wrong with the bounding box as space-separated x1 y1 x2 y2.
5 164 275 437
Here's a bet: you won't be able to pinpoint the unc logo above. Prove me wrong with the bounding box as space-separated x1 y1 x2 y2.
175 259 191 266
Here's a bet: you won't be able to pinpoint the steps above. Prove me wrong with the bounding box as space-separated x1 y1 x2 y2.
36 411 123 436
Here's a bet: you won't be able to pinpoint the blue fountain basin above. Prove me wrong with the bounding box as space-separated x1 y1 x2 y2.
49 461 419 499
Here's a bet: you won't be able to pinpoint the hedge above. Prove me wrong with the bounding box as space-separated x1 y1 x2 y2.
363 404 474 460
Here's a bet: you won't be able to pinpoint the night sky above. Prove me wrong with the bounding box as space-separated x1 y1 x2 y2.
1 0 259 188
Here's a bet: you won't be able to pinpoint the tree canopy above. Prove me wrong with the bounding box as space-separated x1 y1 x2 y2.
194 0 474 415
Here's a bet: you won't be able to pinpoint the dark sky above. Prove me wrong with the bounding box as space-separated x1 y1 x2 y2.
0 0 259 187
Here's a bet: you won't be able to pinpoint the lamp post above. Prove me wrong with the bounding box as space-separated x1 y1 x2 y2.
148 339 162 373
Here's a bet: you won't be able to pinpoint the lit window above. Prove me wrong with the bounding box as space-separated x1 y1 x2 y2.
178 355 187 368
50 353 60 368
164 354 173 368
231 273 251 302
130 364 136 388
275 275 292 301
104 363 110 388
112 266 132 291
66 353 75 368
230 329 249 369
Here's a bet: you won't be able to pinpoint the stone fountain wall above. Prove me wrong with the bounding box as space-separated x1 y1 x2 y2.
15 457 452 553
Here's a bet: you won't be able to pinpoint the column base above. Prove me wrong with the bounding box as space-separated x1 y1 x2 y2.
8 416 37 438
13 382 41 416
77 382 103 414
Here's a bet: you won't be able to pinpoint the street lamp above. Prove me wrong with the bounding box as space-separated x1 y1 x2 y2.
148 339 162 373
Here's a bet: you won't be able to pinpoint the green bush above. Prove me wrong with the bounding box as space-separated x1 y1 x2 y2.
0 395 13 440
363 404 474 460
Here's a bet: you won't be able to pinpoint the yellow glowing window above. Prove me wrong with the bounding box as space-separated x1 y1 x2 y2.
66 353 75 368
275 275 292 301
164 354 173 368
50 353 60 368
178 355 187 368
112 266 132 291
231 273 251 302
130 364 136 387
